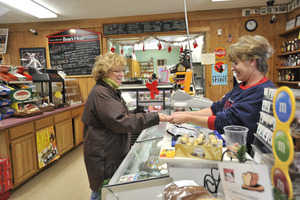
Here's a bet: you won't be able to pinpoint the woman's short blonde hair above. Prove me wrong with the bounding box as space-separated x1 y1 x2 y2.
228 35 274 75
92 52 127 81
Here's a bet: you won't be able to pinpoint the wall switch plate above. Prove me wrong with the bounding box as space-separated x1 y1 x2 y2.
218 29 222 36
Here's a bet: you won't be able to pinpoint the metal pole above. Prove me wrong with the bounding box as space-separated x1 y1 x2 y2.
183 0 195 95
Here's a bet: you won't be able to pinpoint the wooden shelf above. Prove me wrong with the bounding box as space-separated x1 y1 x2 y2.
278 49 300 57
277 66 300 69
278 26 300 37
276 81 300 84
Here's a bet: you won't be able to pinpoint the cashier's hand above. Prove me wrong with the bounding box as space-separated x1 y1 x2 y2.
165 112 190 124
159 113 168 122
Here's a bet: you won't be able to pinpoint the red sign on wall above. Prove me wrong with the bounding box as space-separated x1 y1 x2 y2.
214 47 226 59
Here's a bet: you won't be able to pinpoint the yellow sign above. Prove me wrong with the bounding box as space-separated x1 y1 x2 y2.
36 126 60 169
272 86 295 199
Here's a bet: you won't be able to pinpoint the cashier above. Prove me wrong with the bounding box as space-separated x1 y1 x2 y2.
165 35 275 152
81 52 168 200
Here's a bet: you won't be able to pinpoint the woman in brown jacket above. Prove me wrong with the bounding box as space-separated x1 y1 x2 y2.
81 52 167 200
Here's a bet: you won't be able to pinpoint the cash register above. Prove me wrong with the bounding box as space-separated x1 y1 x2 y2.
171 90 213 110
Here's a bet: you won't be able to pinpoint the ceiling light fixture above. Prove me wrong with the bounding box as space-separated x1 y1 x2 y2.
212 0 232 2
0 0 57 18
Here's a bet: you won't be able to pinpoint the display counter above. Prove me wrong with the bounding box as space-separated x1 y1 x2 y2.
119 84 173 110
0 103 85 188
102 122 173 200
103 122 252 199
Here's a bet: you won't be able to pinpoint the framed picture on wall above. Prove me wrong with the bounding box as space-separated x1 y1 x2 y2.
20 47 47 68
296 15 300 27
0 29 9 54
286 18 296 30
160 70 169 83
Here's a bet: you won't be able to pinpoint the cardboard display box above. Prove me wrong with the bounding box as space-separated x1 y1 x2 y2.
175 144 222 161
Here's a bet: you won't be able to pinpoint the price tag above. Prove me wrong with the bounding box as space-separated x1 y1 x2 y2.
55 91 61 98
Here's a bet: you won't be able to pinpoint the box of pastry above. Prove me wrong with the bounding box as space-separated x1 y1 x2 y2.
167 124 223 160
175 133 223 161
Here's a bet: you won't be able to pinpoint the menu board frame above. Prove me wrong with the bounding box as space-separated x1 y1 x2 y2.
103 19 186 36
47 28 101 76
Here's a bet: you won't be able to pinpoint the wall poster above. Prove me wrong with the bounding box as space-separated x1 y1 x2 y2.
36 126 60 169
0 29 9 54
212 61 228 85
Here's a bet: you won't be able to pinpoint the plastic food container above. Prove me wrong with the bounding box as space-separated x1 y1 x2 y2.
223 125 248 158
173 102 187 112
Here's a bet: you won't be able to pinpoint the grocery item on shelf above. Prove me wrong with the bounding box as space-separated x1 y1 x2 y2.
13 103 43 117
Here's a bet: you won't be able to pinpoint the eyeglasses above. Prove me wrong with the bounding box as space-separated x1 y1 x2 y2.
113 70 126 74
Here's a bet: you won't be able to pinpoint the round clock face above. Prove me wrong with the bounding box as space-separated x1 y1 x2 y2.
245 19 257 32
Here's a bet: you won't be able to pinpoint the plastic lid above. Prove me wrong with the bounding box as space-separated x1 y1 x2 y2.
174 102 187 107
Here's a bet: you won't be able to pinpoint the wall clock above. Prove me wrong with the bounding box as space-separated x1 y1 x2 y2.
245 19 257 32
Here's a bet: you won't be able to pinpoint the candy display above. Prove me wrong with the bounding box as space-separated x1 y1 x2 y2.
169 124 223 160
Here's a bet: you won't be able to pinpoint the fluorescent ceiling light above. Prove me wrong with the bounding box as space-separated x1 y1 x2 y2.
212 0 232 2
0 0 57 18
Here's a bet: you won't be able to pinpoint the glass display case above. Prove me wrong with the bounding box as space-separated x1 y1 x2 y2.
29 68 66 106
120 84 172 111
102 122 173 200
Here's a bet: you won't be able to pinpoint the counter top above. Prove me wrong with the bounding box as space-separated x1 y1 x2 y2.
0 103 85 130
119 83 173 90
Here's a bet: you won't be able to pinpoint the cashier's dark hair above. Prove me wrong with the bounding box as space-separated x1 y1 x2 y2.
92 52 127 81
228 35 273 75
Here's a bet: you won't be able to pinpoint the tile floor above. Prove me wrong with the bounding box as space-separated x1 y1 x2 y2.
9 143 91 200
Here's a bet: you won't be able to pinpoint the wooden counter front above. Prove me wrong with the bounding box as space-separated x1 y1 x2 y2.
0 103 85 188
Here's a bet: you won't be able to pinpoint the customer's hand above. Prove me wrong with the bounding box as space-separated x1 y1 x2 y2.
165 112 190 124
159 113 168 122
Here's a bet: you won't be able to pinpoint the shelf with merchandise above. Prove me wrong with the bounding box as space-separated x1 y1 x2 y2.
277 26 300 86
140 61 154 78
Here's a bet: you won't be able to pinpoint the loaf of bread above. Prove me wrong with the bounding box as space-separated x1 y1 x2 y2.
164 183 215 200
242 172 259 186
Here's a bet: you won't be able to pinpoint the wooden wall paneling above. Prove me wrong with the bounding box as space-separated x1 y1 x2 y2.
205 17 238 102
75 76 95 102
262 16 276 81
288 7 300 20
7 32 26 65
0 130 10 158
273 14 288 86
189 8 242 21
206 19 221 102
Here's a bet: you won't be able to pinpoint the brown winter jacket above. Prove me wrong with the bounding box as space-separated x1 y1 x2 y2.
81 79 159 191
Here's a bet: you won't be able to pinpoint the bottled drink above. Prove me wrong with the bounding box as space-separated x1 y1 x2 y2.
278 72 282 81
283 42 287 53
288 55 292 66
295 39 299 51
287 41 291 52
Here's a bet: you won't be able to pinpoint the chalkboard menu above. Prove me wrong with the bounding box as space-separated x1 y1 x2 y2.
103 19 186 35
47 29 101 76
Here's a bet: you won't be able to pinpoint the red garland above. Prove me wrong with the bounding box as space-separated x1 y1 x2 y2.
110 46 116 53
146 80 159 99
193 39 198 48
157 42 162 50
168 45 172 53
